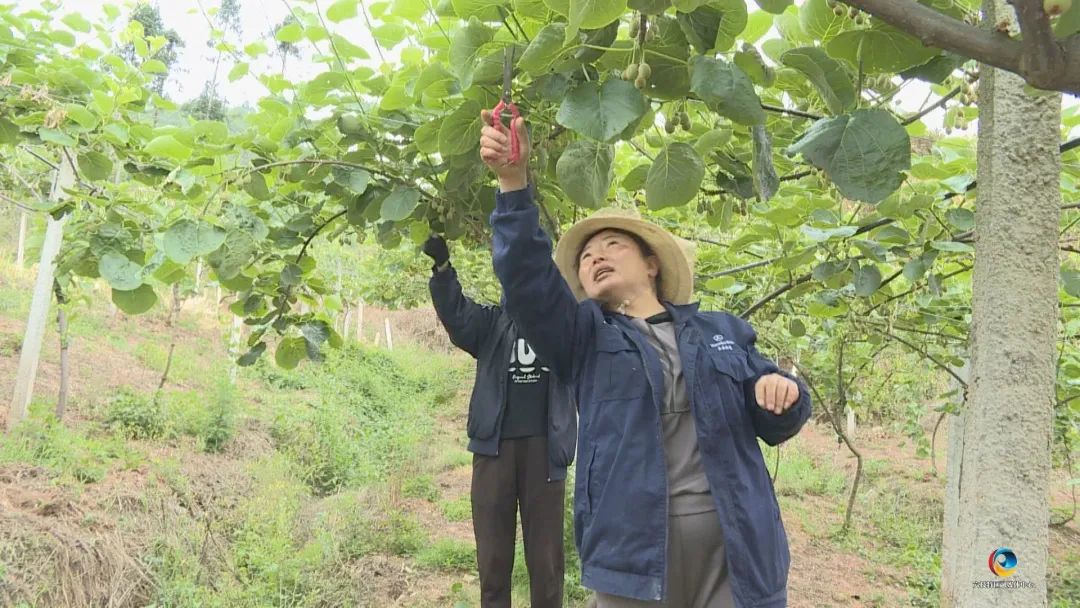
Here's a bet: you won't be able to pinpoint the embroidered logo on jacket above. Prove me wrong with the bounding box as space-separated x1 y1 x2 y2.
710 333 737 352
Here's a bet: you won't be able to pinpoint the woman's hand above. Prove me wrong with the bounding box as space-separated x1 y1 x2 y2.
480 110 530 193
754 374 800 415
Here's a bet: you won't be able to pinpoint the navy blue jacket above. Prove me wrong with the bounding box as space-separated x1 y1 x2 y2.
490 188 811 607
429 265 577 480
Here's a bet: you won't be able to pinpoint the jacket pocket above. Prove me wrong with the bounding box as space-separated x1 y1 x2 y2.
698 349 756 428
593 329 647 402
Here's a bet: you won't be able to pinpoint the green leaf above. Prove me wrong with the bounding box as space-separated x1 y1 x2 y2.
164 220 228 264
245 41 268 57
543 0 627 39
751 125 778 202
930 241 974 253
629 0 669 13
228 62 249 81
449 19 494 89
519 23 566 75
275 22 303 43
300 321 333 362
0 118 19 144
78 151 113 182
1055 3 1080 37
802 225 857 242
556 139 614 207
244 173 272 201
786 109 910 203
327 0 359 22
556 79 648 143
946 208 975 231
689 55 765 126
781 47 855 115
439 100 482 158
50 30 76 47
141 59 168 74
99 252 144 291
903 258 928 282
145 135 192 163
754 0 791 13
799 0 847 42
453 0 507 19
414 120 441 154
65 105 98 129
208 230 259 281
61 13 92 32
743 10 775 43
646 143 705 209
901 53 964 84
39 128 77 147
238 342 267 367
276 337 307 369
826 24 940 74
788 318 806 337
853 264 882 296
1062 269 1080 298
694 127 732 155
676 0 747 54
381 186 422 221
332 166 371 194
112 285 158 315
281 263 303 286
734 48 773 86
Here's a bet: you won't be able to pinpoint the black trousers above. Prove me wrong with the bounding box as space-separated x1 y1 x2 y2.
472 436 565 608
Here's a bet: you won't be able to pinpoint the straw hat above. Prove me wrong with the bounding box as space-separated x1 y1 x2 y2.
554 207 696 305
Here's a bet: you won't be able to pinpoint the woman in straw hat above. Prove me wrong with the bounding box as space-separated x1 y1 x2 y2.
479 113 810 608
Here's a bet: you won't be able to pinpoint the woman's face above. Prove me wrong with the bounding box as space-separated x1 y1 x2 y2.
577 229 659 305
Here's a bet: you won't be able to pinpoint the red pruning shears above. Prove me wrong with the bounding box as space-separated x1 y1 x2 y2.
490 46 521 164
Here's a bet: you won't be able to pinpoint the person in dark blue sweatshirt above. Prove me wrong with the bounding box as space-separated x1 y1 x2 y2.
424 234 577 608
479 112 811 608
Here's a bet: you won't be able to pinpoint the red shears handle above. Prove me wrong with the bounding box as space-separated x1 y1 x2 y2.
490 100 521 164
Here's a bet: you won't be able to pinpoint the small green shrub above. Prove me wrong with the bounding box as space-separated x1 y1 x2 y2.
201 380 237 453
105 389 166 440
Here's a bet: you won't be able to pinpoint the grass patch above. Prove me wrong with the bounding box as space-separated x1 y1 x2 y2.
266 343 466 495
440 495 472 523
771 443 847 498
416 539 476 573
0 407 141 483
403 474 440 501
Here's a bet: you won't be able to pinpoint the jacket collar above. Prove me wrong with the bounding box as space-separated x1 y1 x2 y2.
600 300 700 326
